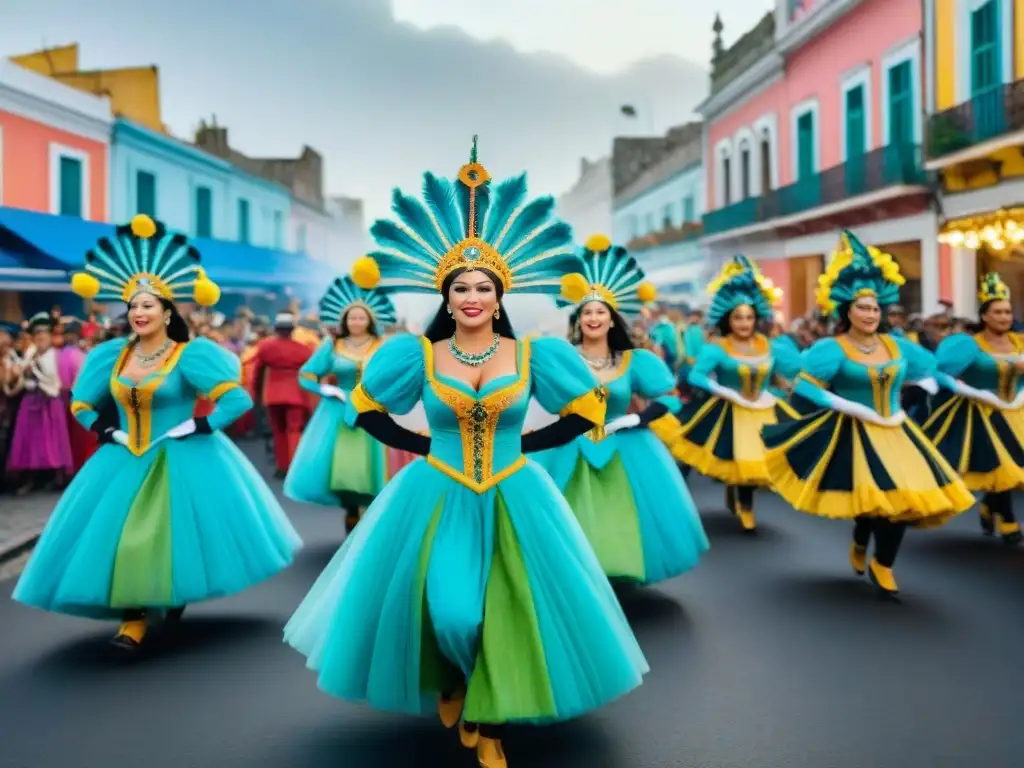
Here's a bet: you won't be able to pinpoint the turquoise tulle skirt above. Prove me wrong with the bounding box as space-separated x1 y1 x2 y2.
284 457 648 724
13 435 302 619
536 430 708 584
284 399 388 507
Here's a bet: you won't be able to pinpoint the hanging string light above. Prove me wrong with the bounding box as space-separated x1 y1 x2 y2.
938 208 1024 257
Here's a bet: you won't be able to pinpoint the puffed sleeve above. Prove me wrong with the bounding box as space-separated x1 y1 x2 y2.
770 335 803 384
69 338 128 429
178 338 252 431
686 342 725 393
629 347 685 439
682 324 705 367
529 336 606 425
893 335 939 383
649 321 679 367
932 333 980 378
344 333 425 426
299 339 334 394
792 337 844 408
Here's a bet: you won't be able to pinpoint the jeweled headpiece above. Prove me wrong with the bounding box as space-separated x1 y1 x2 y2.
815 230 903 315
319 275 397 328
70 214 220 307
705 254 782 325
351 136 580 297
978 272 1011 305
557 234 657 318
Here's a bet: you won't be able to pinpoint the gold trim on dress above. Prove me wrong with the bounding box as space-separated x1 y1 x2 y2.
350 383 386 414
109 342 187 456
206 380 240 401
70 401 94 416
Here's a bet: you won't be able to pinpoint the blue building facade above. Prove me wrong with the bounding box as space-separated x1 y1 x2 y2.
612 156 709 306
111 119 290 249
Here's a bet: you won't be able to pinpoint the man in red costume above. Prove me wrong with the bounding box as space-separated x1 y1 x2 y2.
253 313 313 477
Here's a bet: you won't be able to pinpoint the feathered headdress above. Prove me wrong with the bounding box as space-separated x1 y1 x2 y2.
705 255 782 325
319 275 397 328
351 136 579 298
978 272 1010 305
70 214 220 307
815 230 904 315
557 233 657 317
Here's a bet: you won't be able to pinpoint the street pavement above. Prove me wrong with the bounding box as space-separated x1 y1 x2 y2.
0 447 1022 768
0 488 60 562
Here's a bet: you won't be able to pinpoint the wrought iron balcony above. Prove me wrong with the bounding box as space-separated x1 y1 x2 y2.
702 143 927 237
926 79 1024 159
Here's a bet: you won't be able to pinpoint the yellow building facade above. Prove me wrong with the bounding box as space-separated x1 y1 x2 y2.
10 44 164 134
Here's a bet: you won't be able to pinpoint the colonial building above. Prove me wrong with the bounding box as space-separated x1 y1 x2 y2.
556 156 612 244
0 58 113 319
612 122 706 306
926 0 1024 315
699 1 937 321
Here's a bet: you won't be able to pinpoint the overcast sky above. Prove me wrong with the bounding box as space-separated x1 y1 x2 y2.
2 0 773 219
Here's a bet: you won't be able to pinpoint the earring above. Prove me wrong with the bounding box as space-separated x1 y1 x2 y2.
494 308 500 320
165 316 171 326
609 321 615 327
446 305 453 315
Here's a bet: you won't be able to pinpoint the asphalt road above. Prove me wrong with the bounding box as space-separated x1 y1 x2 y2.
1 456 1022 768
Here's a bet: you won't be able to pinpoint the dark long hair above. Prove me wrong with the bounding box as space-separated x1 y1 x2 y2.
833 300 891 335
423 268 515 342
337 305 379 338
125 296 191 343
971 298 1008 334
714 303 766 337
567 302 634 352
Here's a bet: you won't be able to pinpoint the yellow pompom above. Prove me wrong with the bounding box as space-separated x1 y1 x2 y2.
636 281 657 303
560 272 589 303
130 214 157 239
352 256 381 289
70 272 100 299
193 270 220 307
584 233 612 252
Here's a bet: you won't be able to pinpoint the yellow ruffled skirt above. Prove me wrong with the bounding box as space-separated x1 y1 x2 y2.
673 396 798 486
762 409 974 527
921 392 1024 493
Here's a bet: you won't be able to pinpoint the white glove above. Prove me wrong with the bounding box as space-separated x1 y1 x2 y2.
604 414 641 435
747 390 778 410
909 376 938 395
826 393 905 427
707 381 743 405
112 430 129 447
951 379 1008 409
165 419 197 439
319 383 347 402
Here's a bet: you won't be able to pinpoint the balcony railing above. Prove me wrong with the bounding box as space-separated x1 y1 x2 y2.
702 143 926 237
926 79 1024 159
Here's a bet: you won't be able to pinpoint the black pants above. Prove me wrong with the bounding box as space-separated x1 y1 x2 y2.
982 491 1016 524
852 518 907 568
725 485 755 509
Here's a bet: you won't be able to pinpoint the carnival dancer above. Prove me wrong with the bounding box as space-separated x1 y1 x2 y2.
921 273 1024 546
13 215 302 650
57 319 98 473
285 276 398 532
673 256 798 532
534 235 708 584
284 140 647 768
761 231 973 595
5 313 74 494
252 313 313 477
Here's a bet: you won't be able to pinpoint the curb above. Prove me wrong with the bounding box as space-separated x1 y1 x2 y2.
0 529 41 566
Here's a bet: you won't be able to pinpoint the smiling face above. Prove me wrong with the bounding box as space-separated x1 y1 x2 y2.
448 270 498 330
344 306 372 336
578 301 613 342
981 298 1014 334
728 304 756 340
848 295 881 334
128 292 170 339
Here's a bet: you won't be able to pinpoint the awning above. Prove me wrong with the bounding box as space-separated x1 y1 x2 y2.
0 207 334 296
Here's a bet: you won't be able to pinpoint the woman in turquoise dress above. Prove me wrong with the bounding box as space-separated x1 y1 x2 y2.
921 273 1024 546
284 141 647 768
284 276 398 531
13 215 302 650
762 231 973 596
673 256 799 533
535 234 708 585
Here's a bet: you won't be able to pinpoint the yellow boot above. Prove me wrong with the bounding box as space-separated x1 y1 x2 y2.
868 558 899 596
736 503 756 532
477 736 507 768
438 690 465 729
996 516 1022 545
459 721 480 749
111 618 148 650
849 543 867 575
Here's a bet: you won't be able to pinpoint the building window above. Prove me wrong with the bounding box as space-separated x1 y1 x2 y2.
845 85 866 157
273 211 284 248
136 171 156 217
662 203 674 228
682 196 695 222
59 156 84 217
723 156 732 205
195 186 212 238
739 140 751 199
888 61 913 145
971 1 1000 96
759 133 772 193
297 223 308 252
238 199 250 243
796 111 816 179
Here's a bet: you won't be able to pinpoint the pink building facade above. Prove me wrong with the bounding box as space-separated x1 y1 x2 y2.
699 0 942 321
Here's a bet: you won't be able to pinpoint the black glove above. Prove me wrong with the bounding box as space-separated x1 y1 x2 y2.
92 424 118 445
357 411 431 455
636 401 669 428
195 416 213 434
522 414 594 453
